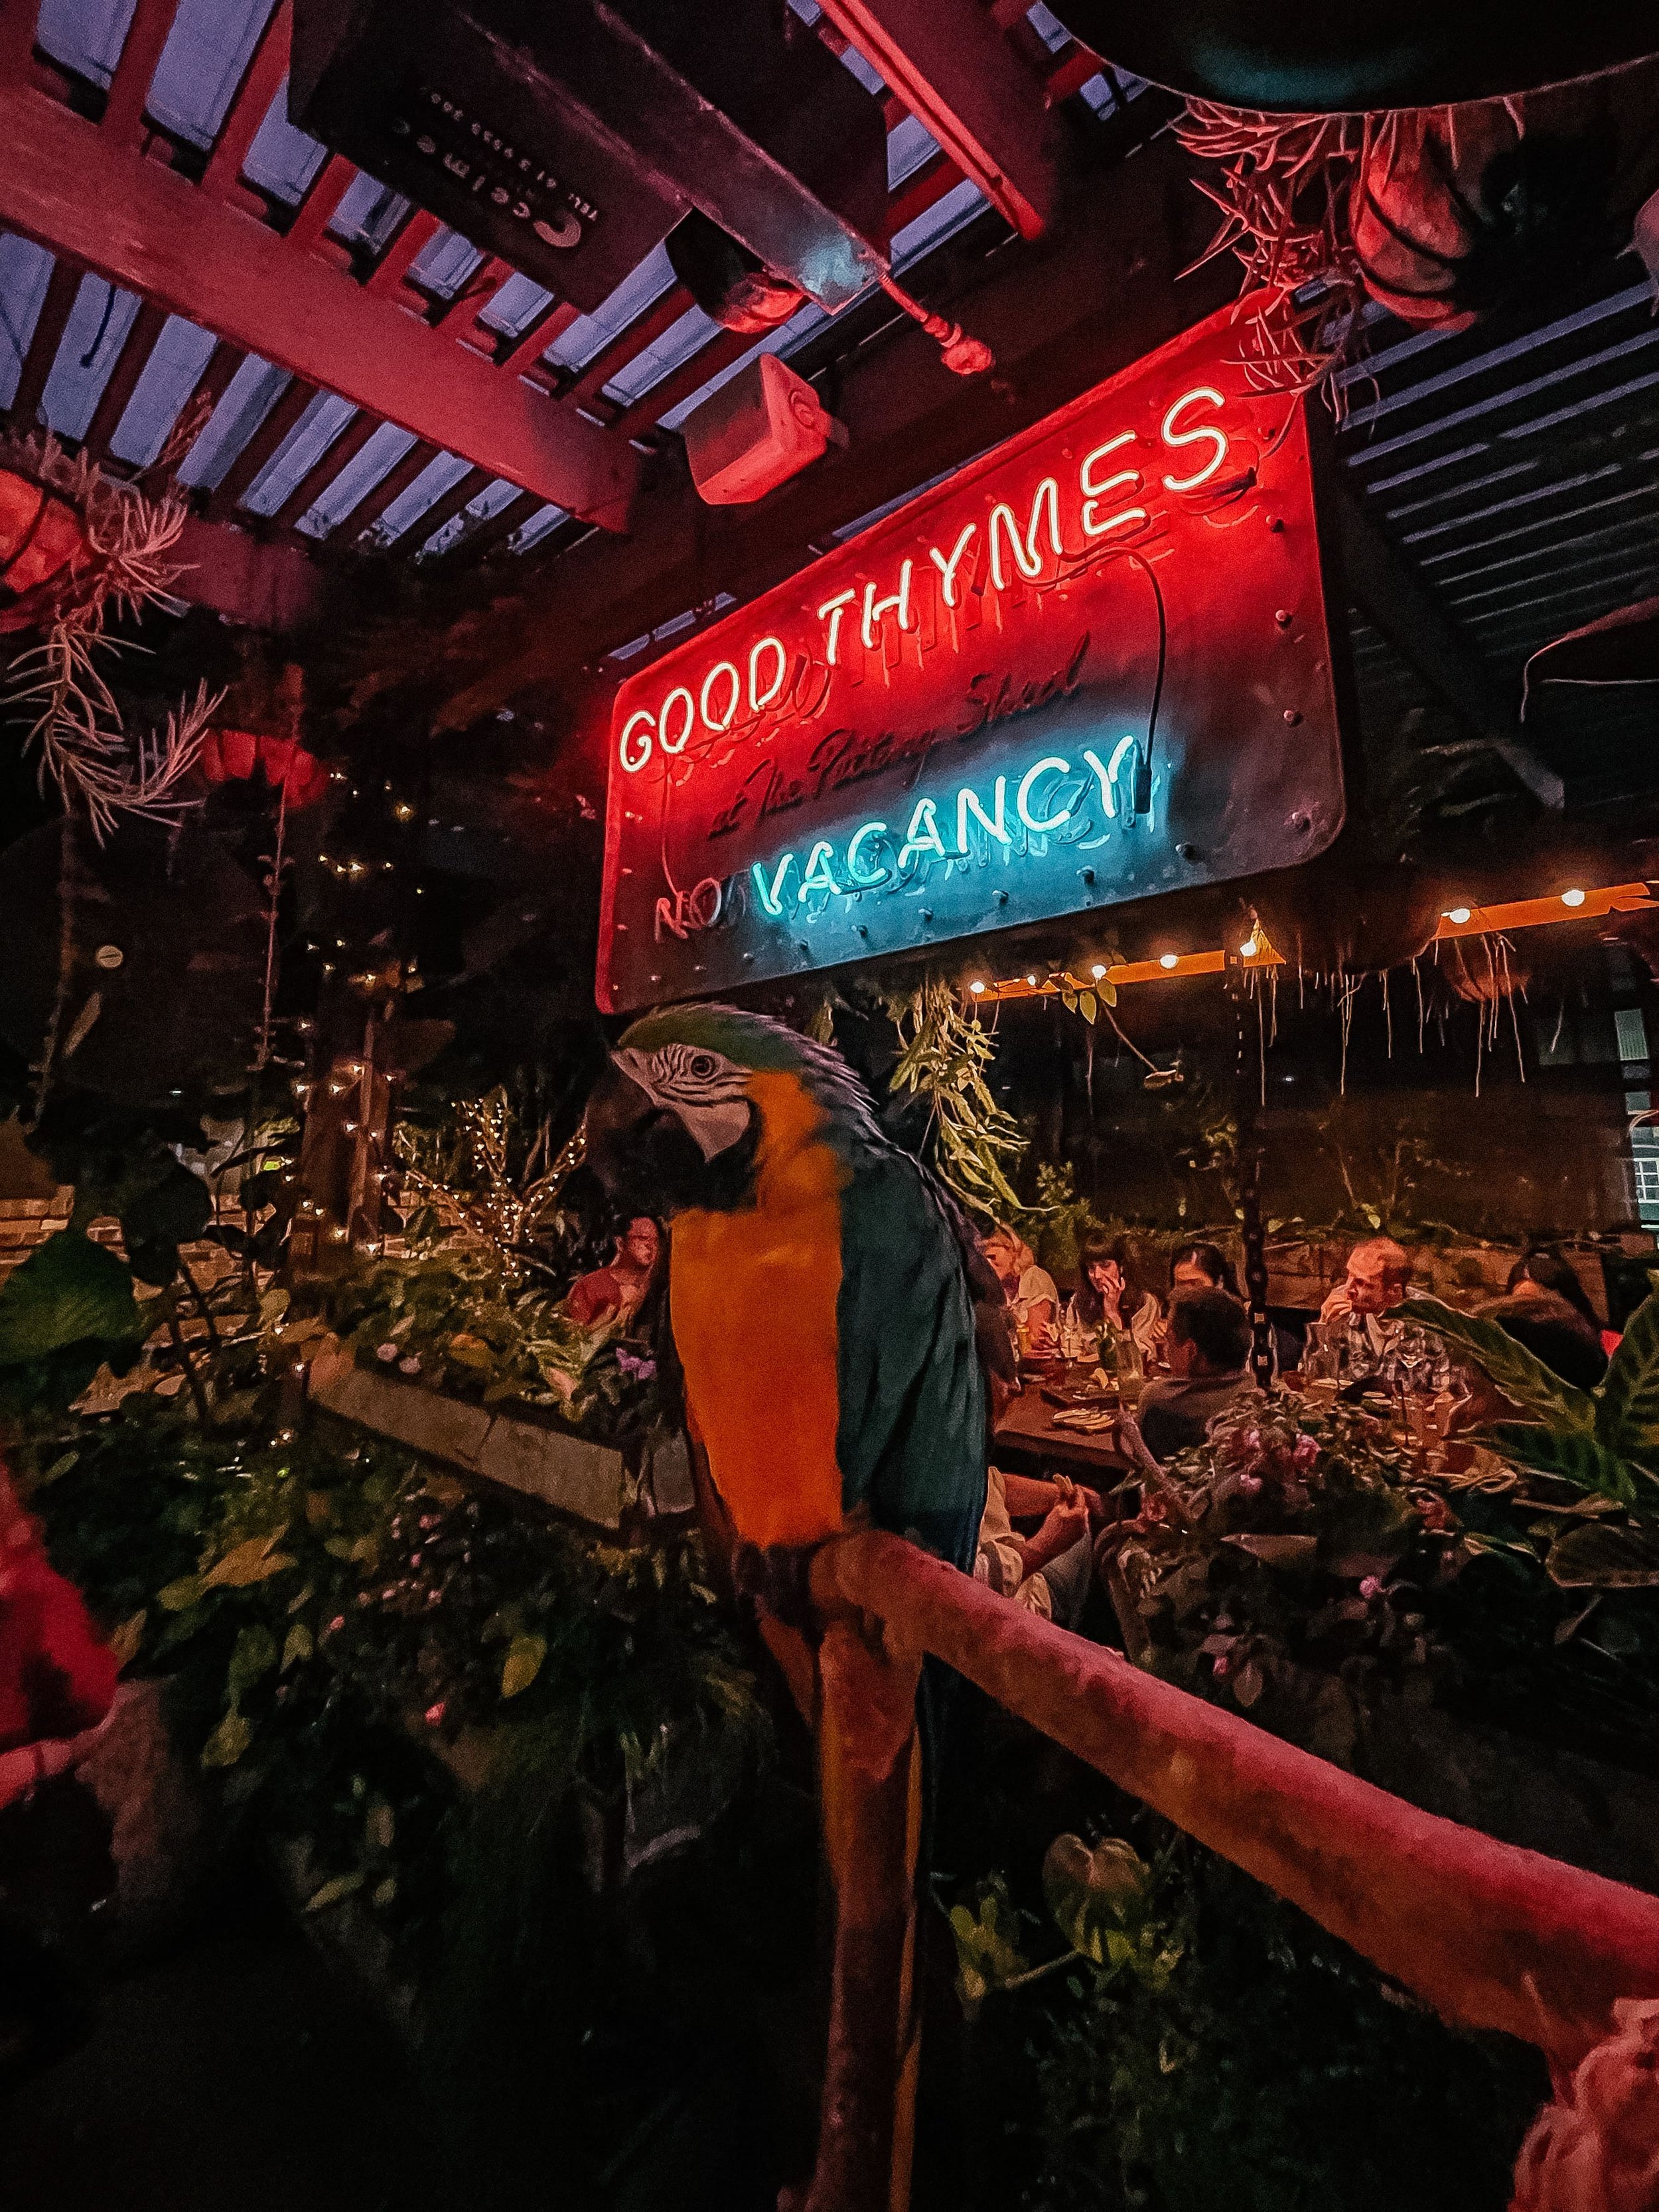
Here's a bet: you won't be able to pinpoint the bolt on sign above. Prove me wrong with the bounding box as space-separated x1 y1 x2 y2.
596 307 1344 1013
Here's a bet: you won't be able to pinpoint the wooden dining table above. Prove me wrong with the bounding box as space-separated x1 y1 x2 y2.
991 1367 1137 1491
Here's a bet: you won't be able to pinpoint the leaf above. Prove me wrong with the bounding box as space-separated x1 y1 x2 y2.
364 1801 396 1852
226 1624 279 1705
281 1622 313 1671
109 1610 147 1667
1482 1422 1638 1507
1080 991 1098 1024
1222 1533 1319 1568
1043 1832 1150 1965
200 1710 253 1769
157 1574 205 1612
500 1632 547 1698
259 1286 291 1324
1396 1298 1595 1432
1313 1487 1418 1578
202 1531 295 1588
37 1450 80 1486
1597 1285 1659 1454
1545 1521 1659 1589
371 1877 397 1911
305 1871 364 1913
0 1231 145 1367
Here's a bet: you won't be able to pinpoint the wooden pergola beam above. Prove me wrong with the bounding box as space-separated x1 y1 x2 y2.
0 78 640 524
201 0 291 203
1326 478 1566 811
815 0 1057 240
83 295 168 458
6 253 80 430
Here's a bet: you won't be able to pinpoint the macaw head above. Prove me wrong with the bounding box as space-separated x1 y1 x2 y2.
585 1003 877 1217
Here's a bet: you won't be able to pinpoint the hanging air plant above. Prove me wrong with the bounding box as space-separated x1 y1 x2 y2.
0 431 214 835
1178 56 1659 389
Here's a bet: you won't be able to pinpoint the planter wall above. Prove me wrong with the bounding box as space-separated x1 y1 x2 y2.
308 1341 629 1531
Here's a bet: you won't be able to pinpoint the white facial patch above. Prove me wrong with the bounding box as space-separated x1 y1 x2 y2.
612 1042 754 1162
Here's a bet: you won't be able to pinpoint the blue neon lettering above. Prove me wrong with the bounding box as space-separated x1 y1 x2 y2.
1016 756 1074 835
751 852 798 916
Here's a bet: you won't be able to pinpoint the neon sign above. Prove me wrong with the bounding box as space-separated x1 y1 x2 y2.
597 308 1344 1014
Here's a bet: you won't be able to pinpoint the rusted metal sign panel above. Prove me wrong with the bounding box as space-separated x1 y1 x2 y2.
596 307 1343 1011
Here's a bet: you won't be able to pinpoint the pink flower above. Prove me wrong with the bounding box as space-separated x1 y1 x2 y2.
1141 1496 1168 1524
398 1355 421 1376
1360 1575 1383 1600
325 1615 346 1636
1212 1654 1230 1678
376 1342 399 1362
1417 1494 1453 1533
424 1700 447 1728
1237 1472 1263 1498
1292 1433 1319 1472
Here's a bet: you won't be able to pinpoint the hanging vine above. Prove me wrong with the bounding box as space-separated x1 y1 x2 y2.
887 979 1028 1218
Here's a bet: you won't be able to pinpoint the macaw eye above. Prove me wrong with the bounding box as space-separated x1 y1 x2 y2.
688 1053 719 1079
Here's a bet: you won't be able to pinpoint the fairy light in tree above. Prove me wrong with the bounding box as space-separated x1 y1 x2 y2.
1561 888 1586 908
1159 952 1180 969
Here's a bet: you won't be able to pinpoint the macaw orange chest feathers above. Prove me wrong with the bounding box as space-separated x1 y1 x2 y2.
669 1070 851 1550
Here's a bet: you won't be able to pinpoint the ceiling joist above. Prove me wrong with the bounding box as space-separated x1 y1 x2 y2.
0 72 640 527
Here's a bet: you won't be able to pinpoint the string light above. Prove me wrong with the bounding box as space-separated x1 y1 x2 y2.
970 980 986 994
1090 963 1107 980
1447 906 1473 925
1159 952 1180 969
1561 888 1586 908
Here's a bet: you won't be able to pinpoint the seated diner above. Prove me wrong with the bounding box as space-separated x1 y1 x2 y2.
1135 1288 1258 1462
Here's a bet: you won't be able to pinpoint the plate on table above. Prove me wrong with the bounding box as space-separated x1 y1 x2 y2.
1043 1380 1118 1409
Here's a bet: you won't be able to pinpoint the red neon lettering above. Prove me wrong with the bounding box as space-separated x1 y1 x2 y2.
1161 387 1228 492
987 478 1062 592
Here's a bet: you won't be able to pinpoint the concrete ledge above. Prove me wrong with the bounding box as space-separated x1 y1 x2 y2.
309 1342 627 1531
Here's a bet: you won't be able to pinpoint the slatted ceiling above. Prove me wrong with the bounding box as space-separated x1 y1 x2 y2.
546 244 680 378
144 0 276 150
105 310 215 463
295 418 414 536
1 0 1133 570
34 0 135 90
476 271 555 342
207 367 312 512
173 351 286 486
275 402 377 526
238 74 325 204
504 501 570 556
602 302 721 409
40 272 139 438
366 447 471 545
405 225 484 304
240 386 352 514
0 232 54 407
887 111 940 189
323 171 409 257
419 474 524 559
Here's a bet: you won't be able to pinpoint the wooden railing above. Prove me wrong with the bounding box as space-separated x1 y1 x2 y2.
800 1527 1659 2210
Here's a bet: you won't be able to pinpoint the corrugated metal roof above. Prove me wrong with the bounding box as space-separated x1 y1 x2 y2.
1338 260 1659 816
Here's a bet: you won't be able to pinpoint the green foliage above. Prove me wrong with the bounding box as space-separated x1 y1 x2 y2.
19 1369 767 1952
1013 1162 1104 1282
0 1227 147 1410
1017 1841 1541 2212
888 979 1028 1219
317 1249 659 1442
1394 1298 1595 1434
1404 1285 1659 1531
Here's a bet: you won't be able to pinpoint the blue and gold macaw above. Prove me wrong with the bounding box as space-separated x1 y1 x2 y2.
585 1003 995 2212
